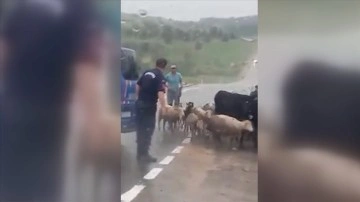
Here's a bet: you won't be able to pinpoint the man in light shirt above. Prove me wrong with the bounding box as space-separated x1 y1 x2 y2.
165 65 183 106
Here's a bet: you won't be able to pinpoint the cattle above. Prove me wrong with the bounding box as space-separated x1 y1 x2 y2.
214 90 257 121
214 90 257 148
247 92 258 148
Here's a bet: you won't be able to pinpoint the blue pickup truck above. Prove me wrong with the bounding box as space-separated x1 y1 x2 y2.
120 48 139 133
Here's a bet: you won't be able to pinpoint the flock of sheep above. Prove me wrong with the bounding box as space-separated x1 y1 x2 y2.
157 102 256 149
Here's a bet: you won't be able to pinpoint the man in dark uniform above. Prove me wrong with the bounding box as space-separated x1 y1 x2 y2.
135 58 169 162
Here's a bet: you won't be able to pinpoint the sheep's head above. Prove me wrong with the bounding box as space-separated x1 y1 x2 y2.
243 120 254 133
193 107 204 117
205 110 212 119
186 102 194 108
203 103 211 110
205 109 214 116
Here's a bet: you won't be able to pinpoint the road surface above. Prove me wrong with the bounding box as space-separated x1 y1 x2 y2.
121 60 258 202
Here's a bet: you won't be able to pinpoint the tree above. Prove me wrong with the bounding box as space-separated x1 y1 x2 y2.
183 32 191 41
140 42 150 52
143 20 160 38
195 41 203 50
217 29 224 39
183 51 196 75
139 29 149 39
209 26 218 38
161 25 174 44
203 31 211 43
190 29 201 41
221 34 229 42
230 33 237 40
174 28 185 41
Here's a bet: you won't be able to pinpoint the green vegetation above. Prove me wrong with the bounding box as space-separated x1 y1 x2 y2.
121 13 257 83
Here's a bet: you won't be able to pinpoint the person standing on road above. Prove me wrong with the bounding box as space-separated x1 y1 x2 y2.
135 58 169 162
165 64 183 106
250 85 258 97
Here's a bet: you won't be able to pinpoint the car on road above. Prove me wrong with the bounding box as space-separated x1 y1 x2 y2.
120 47 139 133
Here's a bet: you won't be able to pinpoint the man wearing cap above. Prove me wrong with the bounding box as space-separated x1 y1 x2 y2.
165 64 183 106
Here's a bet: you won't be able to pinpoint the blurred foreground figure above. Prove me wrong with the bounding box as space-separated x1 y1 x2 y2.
69 25 121 202
260 61 360 202
0 0 98 201
283 61 360 155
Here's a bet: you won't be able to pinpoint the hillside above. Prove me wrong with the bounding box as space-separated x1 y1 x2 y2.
121 13 258 83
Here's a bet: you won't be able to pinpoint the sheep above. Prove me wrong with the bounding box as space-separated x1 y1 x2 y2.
203 103 215 112
175 106 185 130
184 112 199 137
217 115 254 148
192 108 215 137
181 102 195 130
158 105 184 132
195 119 206 137
203 112 254 149
193 106 207 120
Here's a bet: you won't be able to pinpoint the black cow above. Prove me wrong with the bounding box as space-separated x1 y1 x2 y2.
214 90 257 121
214 90 258 148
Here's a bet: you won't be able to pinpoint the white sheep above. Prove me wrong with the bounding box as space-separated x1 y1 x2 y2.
158 105 184 132
184 112 199 136
203 112 254 149
193 106 207 120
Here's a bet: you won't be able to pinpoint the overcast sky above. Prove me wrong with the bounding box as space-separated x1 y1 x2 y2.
121 0 258 21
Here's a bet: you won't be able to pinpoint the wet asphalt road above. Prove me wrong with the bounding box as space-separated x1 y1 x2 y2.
131 141 258 202
121 62 258 194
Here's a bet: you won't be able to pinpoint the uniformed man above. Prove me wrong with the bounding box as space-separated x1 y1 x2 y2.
135 58 169 162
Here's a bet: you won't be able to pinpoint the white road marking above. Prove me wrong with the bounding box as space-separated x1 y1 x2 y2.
159 155 175 165
121 185 146 202
171 146 184 154
182 138 191 144
143 168 163 180
183 87 200 93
